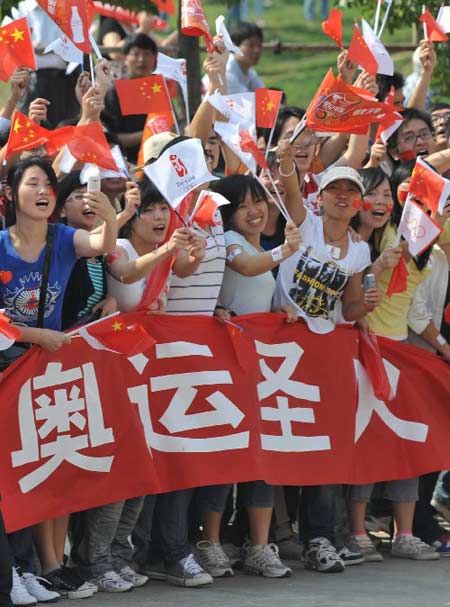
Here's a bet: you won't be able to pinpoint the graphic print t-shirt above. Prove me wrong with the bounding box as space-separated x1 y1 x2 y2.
0 224 77 330
273 212 371 334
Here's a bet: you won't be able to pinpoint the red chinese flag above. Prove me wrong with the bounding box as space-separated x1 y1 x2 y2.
0 311 22 351
304 69 395 135
153 0 176 15
386 256 409 297
322 8 343 48
181 0 215 53
408 157 450 215
79 317 156 357
92 2 139 25
115 75 172 116
5 112 50 159
255 88 283 129
67 122 118 171
240 130 268 170
37 0 92 53
0 18 36 82
358 327 394 401
347 23 379 75
419 9 448 42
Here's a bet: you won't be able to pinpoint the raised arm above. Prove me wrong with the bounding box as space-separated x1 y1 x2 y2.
407 41 436 111
73 191 118 256
277 140 307 226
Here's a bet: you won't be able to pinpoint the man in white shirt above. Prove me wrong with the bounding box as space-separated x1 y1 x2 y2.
226 22 265 94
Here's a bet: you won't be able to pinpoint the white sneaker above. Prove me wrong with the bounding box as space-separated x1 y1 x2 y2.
392 535 440 561
21 573 60 604
94 571 134 593
244 543 292 578
118 566 148 587
11 569 37 606
196 541 234 577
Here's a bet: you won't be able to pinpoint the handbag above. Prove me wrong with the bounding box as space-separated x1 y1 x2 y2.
0 224 55 370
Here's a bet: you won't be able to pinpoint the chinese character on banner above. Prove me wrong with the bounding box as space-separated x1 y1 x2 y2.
11 362 115 493
127 341 249 452
255 340 331 452
353 359 428 444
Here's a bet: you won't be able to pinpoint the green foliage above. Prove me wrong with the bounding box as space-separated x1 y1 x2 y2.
347 0 450 101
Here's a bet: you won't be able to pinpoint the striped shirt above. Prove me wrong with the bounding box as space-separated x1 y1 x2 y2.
77 259 104 319
166 212 226 316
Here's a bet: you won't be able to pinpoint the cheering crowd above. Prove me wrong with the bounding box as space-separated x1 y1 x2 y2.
1 2 450 605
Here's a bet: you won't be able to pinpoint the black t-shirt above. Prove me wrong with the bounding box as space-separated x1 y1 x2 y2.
102 87 147 164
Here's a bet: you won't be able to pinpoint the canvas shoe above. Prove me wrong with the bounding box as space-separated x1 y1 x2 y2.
336 543 365 566
10 569 37 606
432 534 450 557
243 543 292 578
118 566 148 587
93 571 134 593
166 553 213 587
392 535 440 561
304 537 345 573
196 541 234 577
40 568 94 600
139 561 167 581
351 534 383 562
21 573 60 604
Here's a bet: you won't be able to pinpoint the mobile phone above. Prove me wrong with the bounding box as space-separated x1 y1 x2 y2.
363 273 376 291
87 174 101 193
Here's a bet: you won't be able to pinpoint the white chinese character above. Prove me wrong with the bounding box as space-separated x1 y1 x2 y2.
256 341 330 452
128 341 249 452
353 360 428 443
11 362 115 493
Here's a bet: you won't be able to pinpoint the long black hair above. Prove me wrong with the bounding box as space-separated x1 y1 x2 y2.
119 177 169 239
210 174 267 231
6 156 59 226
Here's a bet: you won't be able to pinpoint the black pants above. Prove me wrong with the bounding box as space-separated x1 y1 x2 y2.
413 472 443 544
298 485 338 545
0 510 12 607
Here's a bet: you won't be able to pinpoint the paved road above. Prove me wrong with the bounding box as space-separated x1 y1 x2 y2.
67 555 450 607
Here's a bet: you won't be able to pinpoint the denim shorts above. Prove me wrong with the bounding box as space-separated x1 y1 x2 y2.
197 481 274 512
350 477 419 503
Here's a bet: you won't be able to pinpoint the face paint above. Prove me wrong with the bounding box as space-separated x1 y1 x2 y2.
362 201 373 211
49 188 56 198
107 252 121 264
352 196 362 210
398 149 416 162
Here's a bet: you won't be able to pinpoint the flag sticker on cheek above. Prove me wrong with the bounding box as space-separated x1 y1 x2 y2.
107 252 122 264
362 201 373 211
352 196 363 209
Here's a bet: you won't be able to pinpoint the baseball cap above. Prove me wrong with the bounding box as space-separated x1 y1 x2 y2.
318 166 364 194
143 132 177 164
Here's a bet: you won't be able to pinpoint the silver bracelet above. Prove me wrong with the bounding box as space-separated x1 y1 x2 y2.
278 162 296 178
436 334 447 347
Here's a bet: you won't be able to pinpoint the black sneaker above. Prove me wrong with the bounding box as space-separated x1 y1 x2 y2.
44 568 94 600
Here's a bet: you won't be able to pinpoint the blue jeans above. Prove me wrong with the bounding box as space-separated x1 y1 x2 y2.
433 471 450 504
7 528 35 574
0 511 12 607
70 497 144 578
142 490 194 565
304 0 329 21
299 485 338 545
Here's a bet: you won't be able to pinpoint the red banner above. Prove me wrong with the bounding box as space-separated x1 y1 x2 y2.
1 313 450 532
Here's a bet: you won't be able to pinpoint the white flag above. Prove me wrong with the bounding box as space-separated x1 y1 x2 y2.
437 6 450 32
214 121 257 174
398 195 442 257
153 53 188 105
143 138 218 209
207 91 255 131
215 15 244 56
361 18 394 76
44 35 83 65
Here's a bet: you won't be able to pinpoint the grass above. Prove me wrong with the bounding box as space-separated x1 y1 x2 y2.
0 0 415 109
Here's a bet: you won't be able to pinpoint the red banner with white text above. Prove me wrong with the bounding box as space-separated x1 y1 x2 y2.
0 313 450 532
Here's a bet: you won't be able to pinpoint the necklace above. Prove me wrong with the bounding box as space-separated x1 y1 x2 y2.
323 226 348 243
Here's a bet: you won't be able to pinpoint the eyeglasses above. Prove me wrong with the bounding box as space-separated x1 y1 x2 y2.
293 135 319 150
431 114 450 125
66 192 84 203
398 129 434 146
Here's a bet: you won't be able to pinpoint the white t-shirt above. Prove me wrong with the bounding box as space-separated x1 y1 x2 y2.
220 231 276 315
273 212 371 334
166 212 226 315
106 239 147 312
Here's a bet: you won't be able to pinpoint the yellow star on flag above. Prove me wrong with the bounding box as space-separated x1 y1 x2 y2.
112 321 123 331
152 83 162 94
266 101 274 112
13 119 22 134
10 28 25 43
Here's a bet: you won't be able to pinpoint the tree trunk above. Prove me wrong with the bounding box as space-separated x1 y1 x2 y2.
178 1 202 124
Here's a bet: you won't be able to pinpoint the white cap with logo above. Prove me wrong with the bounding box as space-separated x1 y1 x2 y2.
318 166 364 195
